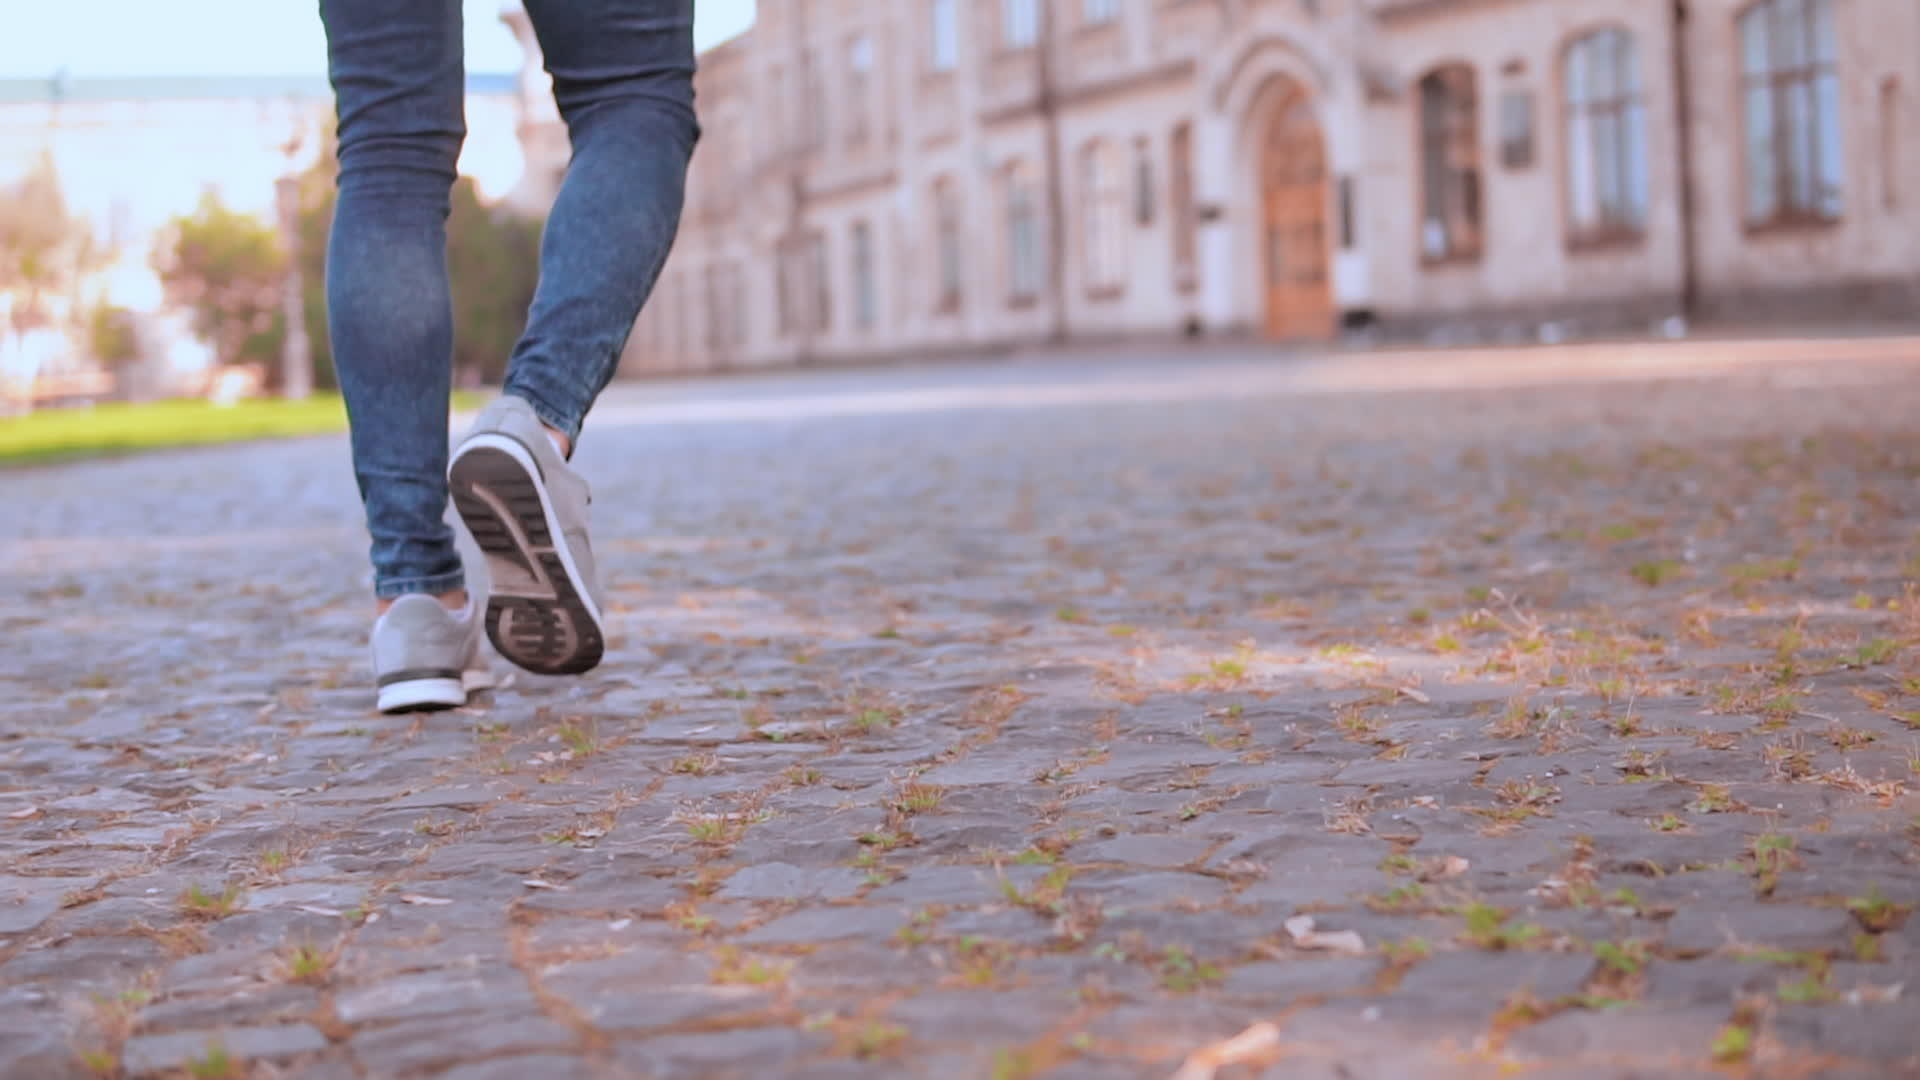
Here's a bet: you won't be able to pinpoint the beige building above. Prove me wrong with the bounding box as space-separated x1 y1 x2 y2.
511 0 1915 373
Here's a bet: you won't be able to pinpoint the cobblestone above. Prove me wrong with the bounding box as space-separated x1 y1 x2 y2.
6 341 1920 1077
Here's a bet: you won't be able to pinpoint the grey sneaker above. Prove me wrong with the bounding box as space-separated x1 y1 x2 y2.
372 595 490 713
448 396 606 675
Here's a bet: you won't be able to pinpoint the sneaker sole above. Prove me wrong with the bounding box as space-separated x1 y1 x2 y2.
449 433 605 676
378 675 467 714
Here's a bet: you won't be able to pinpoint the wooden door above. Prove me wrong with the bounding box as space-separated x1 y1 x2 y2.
1260 87 1334 340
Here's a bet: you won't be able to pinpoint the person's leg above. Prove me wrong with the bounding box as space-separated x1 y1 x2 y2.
320 0 467 608
449 0 696 677
504 0 700 448
323 0 488 711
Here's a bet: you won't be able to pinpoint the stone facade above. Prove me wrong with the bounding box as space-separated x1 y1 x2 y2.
515 0 1920 374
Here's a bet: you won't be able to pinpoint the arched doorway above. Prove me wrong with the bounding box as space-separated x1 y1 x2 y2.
1257 79 1334 340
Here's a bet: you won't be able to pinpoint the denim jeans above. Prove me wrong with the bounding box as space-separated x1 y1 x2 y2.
320 0 698 598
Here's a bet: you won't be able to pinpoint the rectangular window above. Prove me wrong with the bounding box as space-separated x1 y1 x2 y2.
931 0 958 72
1739 0 1843 224
1008 168 1044 302
681 271 705 361
1337 175 1357 250
1084 0 1120 24
767 64 788 152
777 236 832 337
703 263 726 353
776 237 802 337
661 275 682 358
803 49 828 150
1170 122 1196 292
846 34 873 145
1082 141 1128 293
1499 90 1535 169
1565 28 1649 241
809 231 832 333
851 221 876 330
1133 138 1155 226
935 181 964 310
1883 78 1901 211
1419 65 1483 260
1003 0 1039 49
726 263 747 349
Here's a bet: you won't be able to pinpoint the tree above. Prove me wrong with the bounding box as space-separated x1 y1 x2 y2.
0 153 98 337
86 300 139 371
154 191 287 383
446 175 543 385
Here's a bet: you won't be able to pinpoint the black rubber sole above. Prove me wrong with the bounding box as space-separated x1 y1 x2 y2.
449 442 604 676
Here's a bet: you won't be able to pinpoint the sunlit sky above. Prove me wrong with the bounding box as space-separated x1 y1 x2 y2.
0 0 756 79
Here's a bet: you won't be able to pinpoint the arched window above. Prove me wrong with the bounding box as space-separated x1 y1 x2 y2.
1081 139 1129 294
1418 64 1482 261
1739 0 1843 224
1565 27 1650 242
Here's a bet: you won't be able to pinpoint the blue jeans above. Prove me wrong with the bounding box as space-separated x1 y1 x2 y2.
321 0 697 598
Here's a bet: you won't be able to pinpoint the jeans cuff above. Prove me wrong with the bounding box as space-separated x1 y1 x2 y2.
375 568 467 600
502 384 583 447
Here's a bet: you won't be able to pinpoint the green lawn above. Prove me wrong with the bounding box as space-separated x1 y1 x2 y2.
0 393 485 467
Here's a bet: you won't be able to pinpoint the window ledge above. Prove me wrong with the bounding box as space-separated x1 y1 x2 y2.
1419 250 1483 269
1743 214 1843 236
1085 284 1126 303
1008 293 1041 310
1567 229 1646 254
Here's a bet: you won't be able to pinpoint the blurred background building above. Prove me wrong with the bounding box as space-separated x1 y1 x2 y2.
511 0 1917 374
2 0 1915 405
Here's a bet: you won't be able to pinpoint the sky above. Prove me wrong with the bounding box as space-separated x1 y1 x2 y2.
0 0 756 80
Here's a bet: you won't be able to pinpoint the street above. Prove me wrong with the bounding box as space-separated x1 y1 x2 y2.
4 338 1920 1079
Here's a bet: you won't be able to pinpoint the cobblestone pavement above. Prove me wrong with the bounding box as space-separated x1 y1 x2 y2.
6 339 1920 1080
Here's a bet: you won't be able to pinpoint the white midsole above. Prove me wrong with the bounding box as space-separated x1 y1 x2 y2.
451 432 605 628
378 677 466 713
